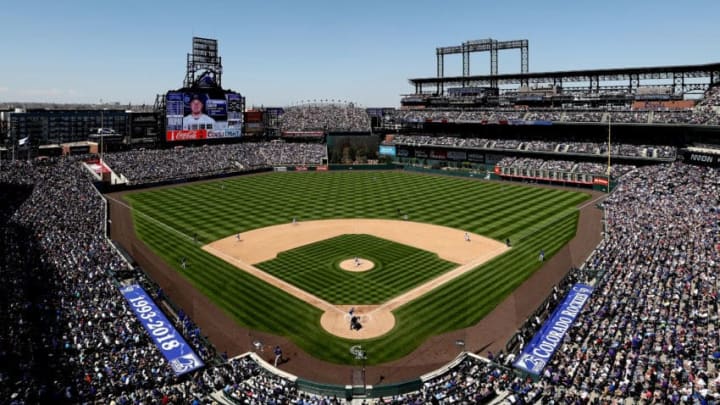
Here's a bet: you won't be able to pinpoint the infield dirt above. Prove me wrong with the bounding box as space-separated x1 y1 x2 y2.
203 219 508 339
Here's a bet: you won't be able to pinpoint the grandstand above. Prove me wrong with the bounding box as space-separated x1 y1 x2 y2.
279 102 371 136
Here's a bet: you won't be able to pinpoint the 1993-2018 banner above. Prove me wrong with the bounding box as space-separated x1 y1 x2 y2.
119 284 204 376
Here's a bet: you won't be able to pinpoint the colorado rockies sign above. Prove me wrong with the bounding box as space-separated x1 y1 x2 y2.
513 283 593 375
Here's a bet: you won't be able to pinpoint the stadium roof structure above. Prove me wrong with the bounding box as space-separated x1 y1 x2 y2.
409 62 720 94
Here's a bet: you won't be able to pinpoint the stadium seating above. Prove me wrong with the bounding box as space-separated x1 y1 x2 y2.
386 89 720 126
103 142 326 185
2 146 720 403
279 103 371 132
389 135 677 161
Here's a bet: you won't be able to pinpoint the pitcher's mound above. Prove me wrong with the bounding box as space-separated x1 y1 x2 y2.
339 258 375 272
320 305 395 339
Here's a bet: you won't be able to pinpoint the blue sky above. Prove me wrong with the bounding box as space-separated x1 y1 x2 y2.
0 0 718 107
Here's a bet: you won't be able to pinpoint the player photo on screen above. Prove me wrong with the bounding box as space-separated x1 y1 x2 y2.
182 94 216 130
166 91 242 141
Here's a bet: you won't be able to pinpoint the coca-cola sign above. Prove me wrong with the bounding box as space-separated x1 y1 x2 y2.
166 130 207 141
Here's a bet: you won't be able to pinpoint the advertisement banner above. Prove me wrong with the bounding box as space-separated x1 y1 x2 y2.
467 152 485 163
396 148 411 158
119 284 204 376
378 145 397 157
429 150 447 160
592 177 609 186
514 283 594 375
166 130 207 142
447 151 467 161
684 151 720 167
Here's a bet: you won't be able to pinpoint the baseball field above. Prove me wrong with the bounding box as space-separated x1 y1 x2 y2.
123 171 589 365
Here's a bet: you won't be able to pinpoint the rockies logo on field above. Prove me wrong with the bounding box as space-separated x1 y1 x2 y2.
349 345 366 360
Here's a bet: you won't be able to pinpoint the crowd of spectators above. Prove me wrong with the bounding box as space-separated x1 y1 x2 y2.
380 162 720 403
280 104 370 132
652 110 694 125
497 157 636 178
608 111 650 124
525 110 564 122
521 140 558 153
527 163 720 403
3 146 720 403
391 109 525 124
388 92 720 125
390 135 677 160
0 158 222 403
563 110 606 123
505 268 592 365
371 354 600 404
220 355 307 404
374 356 513 404
103 142 326 185
573 161 635 178
691 86 720 126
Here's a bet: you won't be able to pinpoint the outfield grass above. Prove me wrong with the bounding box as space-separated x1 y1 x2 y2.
126 171 590 364
256 234 456 304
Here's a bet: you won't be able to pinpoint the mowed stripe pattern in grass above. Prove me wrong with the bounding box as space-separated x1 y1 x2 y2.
256 234 456 304
126 171 589 364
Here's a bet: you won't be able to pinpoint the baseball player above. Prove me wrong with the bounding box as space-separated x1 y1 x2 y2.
539 249 545 262
236 232 241 242
273 345 283 367
355 257 361 267
180 257 187 270
292 217 297 225
464 232 471 242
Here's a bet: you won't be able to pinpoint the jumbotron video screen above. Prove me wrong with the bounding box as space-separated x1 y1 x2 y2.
165 91 243 141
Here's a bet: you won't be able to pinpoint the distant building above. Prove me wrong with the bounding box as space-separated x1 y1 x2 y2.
1 109 160 148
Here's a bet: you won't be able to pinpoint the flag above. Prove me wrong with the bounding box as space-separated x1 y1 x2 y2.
18 137 29 146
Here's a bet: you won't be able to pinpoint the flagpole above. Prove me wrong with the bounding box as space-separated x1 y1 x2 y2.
607 111 611 191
